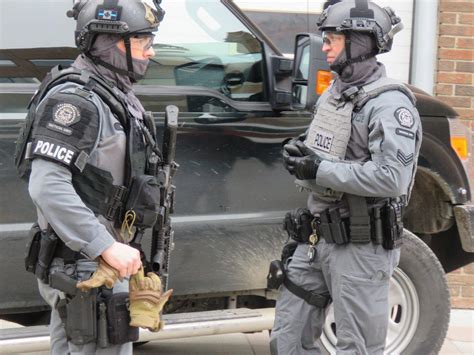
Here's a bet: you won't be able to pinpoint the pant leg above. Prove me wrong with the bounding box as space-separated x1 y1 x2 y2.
37 279 69 355
328 243 400 355
270 243 329 355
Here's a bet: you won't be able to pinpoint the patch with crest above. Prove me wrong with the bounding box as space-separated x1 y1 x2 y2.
394 107 414 128
53 103 81 126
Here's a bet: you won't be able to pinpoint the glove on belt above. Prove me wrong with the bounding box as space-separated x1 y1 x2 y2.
76 257 121 291
129 267 173 332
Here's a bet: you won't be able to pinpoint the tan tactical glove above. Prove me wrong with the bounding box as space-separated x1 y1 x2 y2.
129 267 173 332
76 257 121 291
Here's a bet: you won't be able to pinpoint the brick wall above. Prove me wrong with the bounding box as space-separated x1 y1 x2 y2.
435 0 474 309
447 264 474 309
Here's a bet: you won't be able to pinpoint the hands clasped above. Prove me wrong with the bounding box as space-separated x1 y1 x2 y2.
283 140 323 180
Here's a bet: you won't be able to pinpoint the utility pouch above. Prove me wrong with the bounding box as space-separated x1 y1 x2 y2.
328 208 350 245
283 208 313 243
381 200 404 250
65 289 97 345
35 228 59 283
267 260 285 290
106 292 139 345
281 240 298 264
318 211 332 242
24 223 42 274
124 175 160 229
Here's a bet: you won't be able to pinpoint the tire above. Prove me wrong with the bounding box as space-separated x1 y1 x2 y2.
320 230 450 354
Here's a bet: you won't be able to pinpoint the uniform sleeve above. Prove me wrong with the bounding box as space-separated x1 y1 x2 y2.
28 87 114 259
29 155 115 259
315 92 421 197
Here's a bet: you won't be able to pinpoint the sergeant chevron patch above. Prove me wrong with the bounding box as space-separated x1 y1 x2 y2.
397 149 414 166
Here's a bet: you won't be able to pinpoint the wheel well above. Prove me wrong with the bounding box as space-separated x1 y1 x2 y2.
404 167 454 234
419 225 474 273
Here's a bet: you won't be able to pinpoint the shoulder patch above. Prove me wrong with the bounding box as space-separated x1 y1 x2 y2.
397 149 414 166
394 107 414 128
53 103 81 126
31 91 101 169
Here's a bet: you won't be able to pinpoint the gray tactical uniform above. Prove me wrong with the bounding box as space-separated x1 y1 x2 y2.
29 64 145 354
271 76 421 354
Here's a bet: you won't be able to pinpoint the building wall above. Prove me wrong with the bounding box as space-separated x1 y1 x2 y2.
436 0 474 309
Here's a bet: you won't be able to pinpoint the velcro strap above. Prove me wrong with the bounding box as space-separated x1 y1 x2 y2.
283 277 331 308
129 290 162 304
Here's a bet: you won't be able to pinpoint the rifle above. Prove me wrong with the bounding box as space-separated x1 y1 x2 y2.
130 105 178 291
150 105 179 290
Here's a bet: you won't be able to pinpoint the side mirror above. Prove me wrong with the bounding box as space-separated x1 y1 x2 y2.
292 33 332 111
269 55 294 110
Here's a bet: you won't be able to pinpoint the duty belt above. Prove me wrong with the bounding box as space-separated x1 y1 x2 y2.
314 214 374 245
313 199 404 249
54 238 86 264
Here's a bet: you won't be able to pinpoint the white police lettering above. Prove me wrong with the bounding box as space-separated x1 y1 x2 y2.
33 140 74 165
307 129 334 153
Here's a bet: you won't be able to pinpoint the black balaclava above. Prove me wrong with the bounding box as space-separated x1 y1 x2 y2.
329 32 386 98
73 34 147 115
74 34 150 93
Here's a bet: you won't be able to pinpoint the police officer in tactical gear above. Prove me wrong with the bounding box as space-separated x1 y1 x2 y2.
17 0 172 353
270 0 421 354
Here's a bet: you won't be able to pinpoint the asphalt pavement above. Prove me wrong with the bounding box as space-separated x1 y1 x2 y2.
1 309 473 354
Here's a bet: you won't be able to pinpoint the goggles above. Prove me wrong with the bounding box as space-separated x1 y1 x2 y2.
130 34 155 51
322 31 344 46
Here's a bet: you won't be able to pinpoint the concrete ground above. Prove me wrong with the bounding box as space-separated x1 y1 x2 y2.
1 309 473 354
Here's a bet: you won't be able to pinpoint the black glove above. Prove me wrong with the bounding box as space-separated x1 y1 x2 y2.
283 141 322 180
282 132 307 147
282 138 306 174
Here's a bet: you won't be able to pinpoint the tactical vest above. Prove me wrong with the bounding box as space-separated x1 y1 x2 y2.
14 66 158 225
298 77 417 201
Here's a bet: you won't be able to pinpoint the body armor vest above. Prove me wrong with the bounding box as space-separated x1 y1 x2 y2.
15 66 156 224
298 77 416 201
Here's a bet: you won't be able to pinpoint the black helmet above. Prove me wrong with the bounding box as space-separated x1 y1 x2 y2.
317 0 403 54
68 0 165 53
67 0 165 81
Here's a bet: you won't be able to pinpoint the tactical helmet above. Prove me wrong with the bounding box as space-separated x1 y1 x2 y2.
68 0 165 53
317 0 403 54
67 0 165 81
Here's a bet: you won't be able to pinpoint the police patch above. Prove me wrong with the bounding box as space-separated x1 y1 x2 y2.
307 129 334 154
394 107 414 128
53 103 81 126
33 139 76 166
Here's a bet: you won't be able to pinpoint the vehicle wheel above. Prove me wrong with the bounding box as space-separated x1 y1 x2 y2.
320 229 450 354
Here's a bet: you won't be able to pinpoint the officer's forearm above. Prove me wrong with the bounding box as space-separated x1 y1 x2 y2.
29 159 115 259
316 160 412 197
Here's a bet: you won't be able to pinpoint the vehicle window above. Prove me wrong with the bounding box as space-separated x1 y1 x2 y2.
0 0 266 107
0 0 75 83
141 0 266 102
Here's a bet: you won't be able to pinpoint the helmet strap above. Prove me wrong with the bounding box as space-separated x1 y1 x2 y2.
345 32 352 62
84 36 144 83
123 36 141 83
